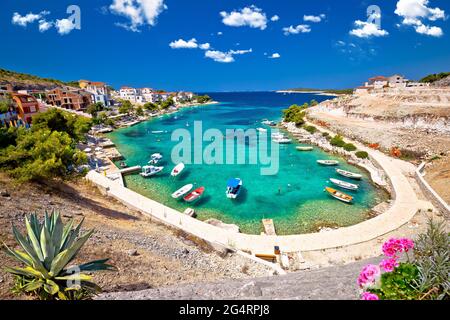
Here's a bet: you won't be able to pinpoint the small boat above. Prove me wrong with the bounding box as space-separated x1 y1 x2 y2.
172 184 194 199
330 178 359 191
149 153 163 164
336 169 363 180
171 163 185 177
183 208 196 218
257 128 268 133
271 132 285 138
317 160 339 166
152 130 164 134
119 161 128 168
273 137 292 144
325 187 353 203
296 146 313 151
140 165 164 178
184 187 205 203
226 178 243 199
262 119 276 126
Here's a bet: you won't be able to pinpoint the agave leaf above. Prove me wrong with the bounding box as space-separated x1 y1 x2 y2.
51 213 64 251
77 259 117 272
59 219 74 252
55 273 92 281
12 225 49 277
2 243 34 267
30 213 42 241
25 216 44 262
50 229 94 276
57 291 68 300
51 211 60 233
44 211 52 233
61 218 84 251
43 279 59 295
81 280 102 293
23 280 44 292
40 227 55 269
4 266 43 278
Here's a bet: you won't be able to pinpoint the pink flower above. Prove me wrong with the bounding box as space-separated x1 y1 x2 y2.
357 264 381 288
361 292 380 300
380 258 399 272
382 238 414 257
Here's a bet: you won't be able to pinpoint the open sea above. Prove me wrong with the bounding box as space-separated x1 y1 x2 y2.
107 92 387 235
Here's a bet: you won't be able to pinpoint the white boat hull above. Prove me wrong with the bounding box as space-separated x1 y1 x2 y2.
172 184 194 199
171 163 185 177
330 178 359 191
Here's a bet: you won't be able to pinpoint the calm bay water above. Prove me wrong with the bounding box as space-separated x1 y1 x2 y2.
107 92 387 235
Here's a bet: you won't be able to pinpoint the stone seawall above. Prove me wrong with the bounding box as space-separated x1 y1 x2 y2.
415 162 450 217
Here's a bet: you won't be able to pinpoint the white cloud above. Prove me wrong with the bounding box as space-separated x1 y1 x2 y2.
12 11 49 27
110 0 167 32
415 24 443 36
395 0 446 37
336 40 346 46
217 31 223 35
283 24 311 35
271 15 280 22
38 20 53 32
55 18 76 35
169 38 198 49
199 43 211 50
268 53 281 59
204 48 252 63
220 5 268 30
303 14 326 23
350 21 389 38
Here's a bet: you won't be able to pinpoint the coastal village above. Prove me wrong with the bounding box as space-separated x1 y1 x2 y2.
0 69 448 301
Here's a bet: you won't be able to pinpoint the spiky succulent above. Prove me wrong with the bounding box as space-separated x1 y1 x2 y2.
2 211 115 300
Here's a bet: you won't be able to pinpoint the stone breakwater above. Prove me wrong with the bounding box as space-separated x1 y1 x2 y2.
283 122 389 191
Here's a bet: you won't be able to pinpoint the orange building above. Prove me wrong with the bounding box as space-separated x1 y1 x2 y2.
11 93 40 124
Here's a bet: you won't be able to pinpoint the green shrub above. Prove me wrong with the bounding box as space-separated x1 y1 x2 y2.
344 143 357 152
371 263 421 300
304 125 317 134
3 211 116 300
322 132 329 137
330 135 346 147
355 151 369 159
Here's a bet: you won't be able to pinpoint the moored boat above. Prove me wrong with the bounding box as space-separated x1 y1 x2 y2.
257 128 268 133
184 187 205 203
149 153 163 164
296 146 313 151
172 184 194 199
325 187 353 203
226 178 243 199
140 165 164 178
273 137 292 144
330 178 359 191
336 168 363 180
317 160 339 166
171 162 185 177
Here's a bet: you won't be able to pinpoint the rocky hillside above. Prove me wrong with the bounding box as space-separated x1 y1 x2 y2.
0 68 78 91
433 75 450 87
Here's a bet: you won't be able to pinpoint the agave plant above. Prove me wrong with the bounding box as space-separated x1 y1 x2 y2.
2 211 115 300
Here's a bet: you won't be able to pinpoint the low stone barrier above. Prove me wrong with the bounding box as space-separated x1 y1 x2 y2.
415 162 450 216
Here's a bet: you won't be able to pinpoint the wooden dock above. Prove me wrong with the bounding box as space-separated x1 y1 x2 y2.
262 219 277 236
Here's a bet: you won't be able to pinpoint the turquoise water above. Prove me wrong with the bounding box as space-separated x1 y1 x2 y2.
107 92 387 235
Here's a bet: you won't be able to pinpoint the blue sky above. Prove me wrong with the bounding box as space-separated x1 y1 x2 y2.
1 0 449 91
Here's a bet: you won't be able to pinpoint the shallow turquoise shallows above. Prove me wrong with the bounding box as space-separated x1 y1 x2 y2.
107 92 387 235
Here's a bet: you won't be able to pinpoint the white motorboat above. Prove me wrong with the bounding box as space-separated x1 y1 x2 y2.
257 128 268 133
149 153 163 164
262 119 276 126
336 169 363 180
330 178 359 191
171 184 194 199
140 165 164 178
296 146 314 151
273 137 292 144
171 163 185 177
317 160 339 166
